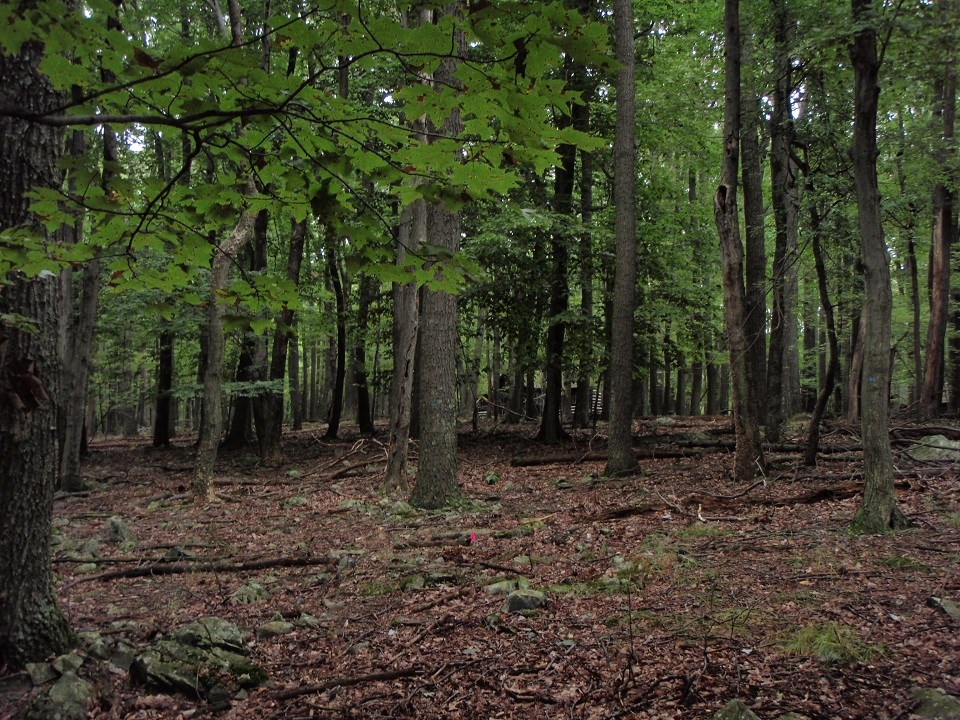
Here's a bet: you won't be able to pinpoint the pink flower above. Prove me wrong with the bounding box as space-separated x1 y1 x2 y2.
469 532 478 544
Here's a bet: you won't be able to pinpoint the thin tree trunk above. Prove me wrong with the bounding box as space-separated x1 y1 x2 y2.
325 239 347 439
385 201 423 493
354 275 375 434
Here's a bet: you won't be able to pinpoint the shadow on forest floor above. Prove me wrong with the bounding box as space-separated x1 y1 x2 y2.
3 415 959 719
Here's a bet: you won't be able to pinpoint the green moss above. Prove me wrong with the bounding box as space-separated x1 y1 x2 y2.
879 554 931 572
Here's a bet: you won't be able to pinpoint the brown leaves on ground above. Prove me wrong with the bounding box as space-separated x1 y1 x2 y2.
7 417 960 719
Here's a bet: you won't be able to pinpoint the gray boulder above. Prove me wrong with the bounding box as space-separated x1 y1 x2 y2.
906 435 960 462
21 671 93 720
106 515 135 546
912 688 960 720
130 617 267 701
503 589 546 613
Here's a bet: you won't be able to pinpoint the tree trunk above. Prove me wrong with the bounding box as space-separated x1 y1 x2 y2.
767 0 801 440
740 37 767 426
289 319 302 431
919 16 956 419
354 275 375 434
193 179 258 501
804 185 840 466
325 238 347 439
410 11 464 509
605 0 637 474
261 219 306 455
153 330 175 447
0 43 75 668
849 0 908 532
385 201 423 493
714 0 765 481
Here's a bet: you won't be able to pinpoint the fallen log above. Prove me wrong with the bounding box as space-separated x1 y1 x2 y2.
510 448 711 467
62 554 333 588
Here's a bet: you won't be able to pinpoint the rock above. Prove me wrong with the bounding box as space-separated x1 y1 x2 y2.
256 620 294 638
402 574 425 591
229 581 268 605
712 700 761 720
22 671 93 720
777 714 810 720
296 613 320 629
485 578 529 595
911 687 960 719
555 479 573 489
503 589 546 613
52 651 85 674
906 435 960 462
130 617 267 701
163 546 198 562
25 662 56 686
654 416 677 427
284 495 307 508
73 563 99 574
106 516 135 546
928 596 960 619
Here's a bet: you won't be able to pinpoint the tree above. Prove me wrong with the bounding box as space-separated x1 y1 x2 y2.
410 4 464 510
0 41 75 669
604 0 637 477
714 0 766 482
849 0 908 533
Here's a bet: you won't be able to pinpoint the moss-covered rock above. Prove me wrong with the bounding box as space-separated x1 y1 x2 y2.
130 617 267 701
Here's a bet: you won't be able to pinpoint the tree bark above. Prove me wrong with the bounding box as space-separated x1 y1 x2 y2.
714 0 766 481
919 12 956 419
193 179 258 501
324 238 347 439
605 0 637 475
385 201 424 493
410 8 464 509
354 274 375 434
848 0 908 532
261 219 306 455
0 42 76 668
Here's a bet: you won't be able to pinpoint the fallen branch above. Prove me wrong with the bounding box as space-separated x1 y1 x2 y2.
62 554 333 588
510 448 712 467
274 666 424 700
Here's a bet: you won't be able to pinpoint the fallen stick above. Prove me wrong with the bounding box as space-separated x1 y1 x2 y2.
274 666 424 700
510 448 711 467
62 554 333 588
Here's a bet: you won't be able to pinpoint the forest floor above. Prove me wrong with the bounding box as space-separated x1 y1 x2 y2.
4 415 960 720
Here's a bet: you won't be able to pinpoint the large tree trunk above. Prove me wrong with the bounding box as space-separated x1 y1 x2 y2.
410 9 464 509
0 43 76 668
849 0 908 532
919 14 956 419
153 330 175 447
605 0 637 475
714 0 766 482
740 38 767 428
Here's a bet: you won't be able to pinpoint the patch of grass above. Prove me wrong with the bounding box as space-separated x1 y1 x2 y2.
674 523 731 540
943 510 960 528
358 578 401 597
879 554 931 572
782 621 883 664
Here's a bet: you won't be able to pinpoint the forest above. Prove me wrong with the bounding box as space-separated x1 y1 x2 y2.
1 0 959 718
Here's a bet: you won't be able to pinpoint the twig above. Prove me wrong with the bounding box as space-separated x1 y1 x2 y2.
274 666 424 700
62 554 332 588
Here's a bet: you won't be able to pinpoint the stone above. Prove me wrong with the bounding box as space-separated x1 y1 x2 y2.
284 495 308 508
296 613 320 629
130 617 267 701
52 651 85 674
777 714 810 720
485 578 529 595
712 700 761 720
503 589 546 613
106 516 135 546
22 671 93 720
654 416 677 427
25 662 56 686
928 596 960 619
229 581 268 605
163 546 198 562
74 563 99 574
906 435 960 462
256 620 294 638
911 687 960 720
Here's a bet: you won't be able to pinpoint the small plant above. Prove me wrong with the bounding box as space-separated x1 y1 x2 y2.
943 510 960 528
879 554 931 572
675 523 730 540
782 621 882 664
